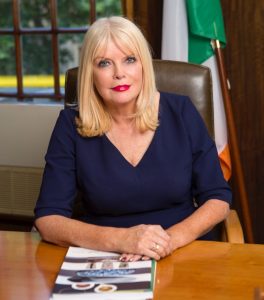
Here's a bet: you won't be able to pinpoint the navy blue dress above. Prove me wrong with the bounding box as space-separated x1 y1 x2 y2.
35 92 232 234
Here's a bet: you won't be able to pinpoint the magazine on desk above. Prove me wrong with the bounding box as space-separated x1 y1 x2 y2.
50 246 156 300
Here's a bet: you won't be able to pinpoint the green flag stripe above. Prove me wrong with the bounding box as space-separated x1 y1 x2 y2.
186 0 226 64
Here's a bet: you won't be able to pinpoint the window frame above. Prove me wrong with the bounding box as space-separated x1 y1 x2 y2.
0 0 96 101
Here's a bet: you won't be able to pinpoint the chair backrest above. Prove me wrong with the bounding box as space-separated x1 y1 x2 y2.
64 59 214 138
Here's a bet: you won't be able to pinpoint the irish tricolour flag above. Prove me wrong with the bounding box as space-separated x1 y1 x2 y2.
162 0 231 181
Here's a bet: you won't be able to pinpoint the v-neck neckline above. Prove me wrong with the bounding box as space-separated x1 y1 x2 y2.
103 127 158 169
103 95 162 169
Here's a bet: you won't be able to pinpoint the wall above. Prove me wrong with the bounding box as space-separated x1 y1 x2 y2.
133 0 163 58
0 102 63 219
0 102 63 167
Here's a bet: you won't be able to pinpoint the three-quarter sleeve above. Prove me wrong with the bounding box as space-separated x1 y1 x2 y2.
181 98 232 206
34 109 78 219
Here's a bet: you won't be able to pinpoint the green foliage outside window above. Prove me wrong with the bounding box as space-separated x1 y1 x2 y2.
0 0 121 76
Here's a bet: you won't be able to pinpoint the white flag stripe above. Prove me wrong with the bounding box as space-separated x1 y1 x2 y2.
203 56 228 153
162 0 188 61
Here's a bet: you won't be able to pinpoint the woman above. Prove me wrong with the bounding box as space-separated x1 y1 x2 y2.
34 16 231 261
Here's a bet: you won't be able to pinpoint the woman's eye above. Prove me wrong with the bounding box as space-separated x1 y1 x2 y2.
98 60 110 68
126 56 136 64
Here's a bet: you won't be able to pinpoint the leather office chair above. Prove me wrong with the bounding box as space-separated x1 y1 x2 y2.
64 59 244 243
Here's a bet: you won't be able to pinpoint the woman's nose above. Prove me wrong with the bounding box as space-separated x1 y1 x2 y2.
113 64 125 79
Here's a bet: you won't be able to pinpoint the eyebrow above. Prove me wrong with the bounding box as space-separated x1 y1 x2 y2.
94 56 107 59
94 53 136 60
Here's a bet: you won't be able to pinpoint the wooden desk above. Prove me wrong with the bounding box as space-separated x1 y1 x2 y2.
0 231 263 300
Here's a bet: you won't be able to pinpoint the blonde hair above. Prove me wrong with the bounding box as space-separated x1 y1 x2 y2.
76 16 158 137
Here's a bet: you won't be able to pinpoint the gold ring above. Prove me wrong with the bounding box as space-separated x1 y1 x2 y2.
151 243 160 251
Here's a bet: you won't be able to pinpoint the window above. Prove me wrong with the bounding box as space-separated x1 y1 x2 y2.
0 0 122 101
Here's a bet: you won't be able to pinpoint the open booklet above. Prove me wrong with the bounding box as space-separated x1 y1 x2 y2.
50 246 156 300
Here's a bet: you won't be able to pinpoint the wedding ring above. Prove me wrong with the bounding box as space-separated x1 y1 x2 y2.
151 243 160 251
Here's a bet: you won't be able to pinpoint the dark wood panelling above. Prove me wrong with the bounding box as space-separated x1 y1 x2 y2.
221 0 264 243
133 0 163 58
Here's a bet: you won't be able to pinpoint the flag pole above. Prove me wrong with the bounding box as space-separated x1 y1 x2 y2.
213 40 254 243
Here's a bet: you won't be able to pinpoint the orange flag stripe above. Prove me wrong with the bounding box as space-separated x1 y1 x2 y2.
219 144 231 181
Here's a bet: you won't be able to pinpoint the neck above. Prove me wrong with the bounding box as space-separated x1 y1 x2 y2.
106 103 137 126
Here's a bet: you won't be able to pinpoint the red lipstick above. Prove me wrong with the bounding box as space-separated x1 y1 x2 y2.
112 85 130 92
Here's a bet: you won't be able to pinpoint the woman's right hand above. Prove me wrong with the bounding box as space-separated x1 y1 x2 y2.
116 224 173 261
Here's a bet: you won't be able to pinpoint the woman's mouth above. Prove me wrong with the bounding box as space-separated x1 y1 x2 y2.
111 85 130 92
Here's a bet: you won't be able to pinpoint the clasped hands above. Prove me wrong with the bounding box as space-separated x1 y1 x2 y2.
118 224 173 262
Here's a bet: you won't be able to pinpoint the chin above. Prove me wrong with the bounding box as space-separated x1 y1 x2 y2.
110 94 137 105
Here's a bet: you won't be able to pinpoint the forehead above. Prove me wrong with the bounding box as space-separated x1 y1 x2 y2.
94 38 137 58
